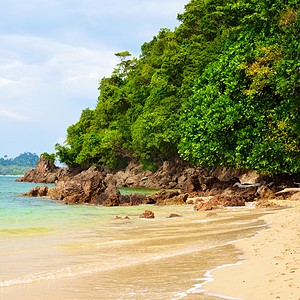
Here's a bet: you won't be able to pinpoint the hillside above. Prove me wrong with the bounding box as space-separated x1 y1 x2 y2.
54 0 299 176
0 152 39 175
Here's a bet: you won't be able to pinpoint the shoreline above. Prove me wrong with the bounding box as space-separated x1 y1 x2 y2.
202 200 300 299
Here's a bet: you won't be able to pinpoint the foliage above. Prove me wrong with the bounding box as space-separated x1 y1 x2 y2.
179 0 300 175
55 0 299 175
40 152 56 163
0 152 39 175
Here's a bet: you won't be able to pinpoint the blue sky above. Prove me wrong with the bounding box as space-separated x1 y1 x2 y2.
0 0 187 158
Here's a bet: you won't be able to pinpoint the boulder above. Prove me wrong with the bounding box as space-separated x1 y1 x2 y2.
50 166 106 204
220 185 257 202
210 166 244 182
238 170 262 184
139 210 155 219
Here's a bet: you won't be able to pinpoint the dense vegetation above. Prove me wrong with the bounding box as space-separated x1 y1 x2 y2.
55 0 299 175
0 152 39 175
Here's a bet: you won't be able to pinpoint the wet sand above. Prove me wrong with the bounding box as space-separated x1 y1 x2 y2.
204 200 300 300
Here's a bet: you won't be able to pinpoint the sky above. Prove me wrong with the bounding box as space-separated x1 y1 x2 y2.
0 0 187 158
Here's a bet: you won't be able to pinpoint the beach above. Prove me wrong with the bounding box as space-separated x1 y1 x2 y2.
1 176 299 299
204 200 300 300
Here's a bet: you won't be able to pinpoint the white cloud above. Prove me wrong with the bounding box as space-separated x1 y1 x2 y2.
0 109 27 121
0 0 188 157
0 78 18 87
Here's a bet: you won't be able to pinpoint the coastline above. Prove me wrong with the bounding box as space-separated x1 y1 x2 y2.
203 200 300 300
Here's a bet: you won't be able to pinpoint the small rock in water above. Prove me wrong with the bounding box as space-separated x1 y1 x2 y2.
168 213 182 218
114 216 131 220
139 210 155 219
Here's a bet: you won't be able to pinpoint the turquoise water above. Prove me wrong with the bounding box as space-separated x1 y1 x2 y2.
0 176 270 300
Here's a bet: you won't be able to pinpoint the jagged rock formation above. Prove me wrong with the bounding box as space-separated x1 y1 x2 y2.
19 157 299 209
16 156 59 183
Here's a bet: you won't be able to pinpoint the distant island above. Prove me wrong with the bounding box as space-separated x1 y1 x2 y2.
0 152 39 175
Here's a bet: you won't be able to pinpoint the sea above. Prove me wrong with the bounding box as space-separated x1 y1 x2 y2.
0 176 271 300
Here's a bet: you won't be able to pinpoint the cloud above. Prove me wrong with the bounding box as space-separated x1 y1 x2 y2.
0 77 17 87
0 0 187 157
0 109 27 121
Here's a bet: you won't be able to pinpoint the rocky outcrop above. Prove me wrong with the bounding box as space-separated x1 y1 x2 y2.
16 156 59 183
19 156 299 210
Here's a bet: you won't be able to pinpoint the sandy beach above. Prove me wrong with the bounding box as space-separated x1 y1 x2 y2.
204 200 300 300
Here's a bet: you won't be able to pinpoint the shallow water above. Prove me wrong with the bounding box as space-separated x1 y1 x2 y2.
0 176 270 299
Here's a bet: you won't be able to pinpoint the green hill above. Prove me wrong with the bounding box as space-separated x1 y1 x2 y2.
0 152 39 175
54 0 299 175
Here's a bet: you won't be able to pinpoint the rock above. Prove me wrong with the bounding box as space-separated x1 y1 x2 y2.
38 185 49 196
50 166 106 204
220 185 257 202
162 194 188 205
180 175 201 193
21 186 41 197
168 214 181 218
149 190 179 203
291 192 300 201
186 196 213 205
114 216 130 220
139 210 155 219
210 166 244 182
238 170 262 184
16 156 59 183
195 195 245 211
103 195 120 207
257 185 275 200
